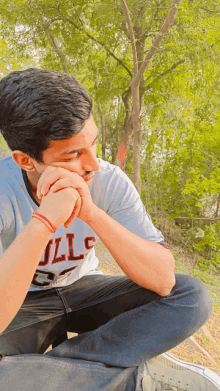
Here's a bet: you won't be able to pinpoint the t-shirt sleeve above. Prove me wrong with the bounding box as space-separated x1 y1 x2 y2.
101 166 167 247
0 189 15 256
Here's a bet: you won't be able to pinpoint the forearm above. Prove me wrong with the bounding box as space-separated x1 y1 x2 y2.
87 206 175 296
0 218 52 333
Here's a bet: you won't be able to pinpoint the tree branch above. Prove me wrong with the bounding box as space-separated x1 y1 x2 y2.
44 23 68 73
103 71 130 82
121 0 138 75
132 0 182 87
199 7 220 14
55 12 133 78
146 59 185 89
145 39 220 90
142 2 162 41
31 3 133 77
175 217 220 221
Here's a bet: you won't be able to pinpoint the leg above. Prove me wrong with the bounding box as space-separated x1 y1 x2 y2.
0 273 159 356
0 273 213 391
48 273 212 368
52 332 68 348
0 275 150 391
0 273 157 356
0 288 67 356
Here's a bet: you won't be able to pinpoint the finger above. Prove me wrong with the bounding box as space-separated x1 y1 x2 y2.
38 169 69 198
64 194 82 228
53 168 85 189
41 180 59 198
37 167 83 198
37 166 57 198
66 194 81 227
64 192 81 227
43 172 85 198
69 173 89 198
37 167 87 202
39 174 61 197
50 178 73 193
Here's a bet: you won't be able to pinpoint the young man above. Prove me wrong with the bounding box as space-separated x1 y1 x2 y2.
0 68 218 391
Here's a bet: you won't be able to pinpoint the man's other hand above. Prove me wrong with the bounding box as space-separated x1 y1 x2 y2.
36 166 96 225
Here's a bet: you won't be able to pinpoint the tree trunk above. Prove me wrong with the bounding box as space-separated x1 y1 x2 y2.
131 80 142 192
44 25 69 73
131 24 145 192
122 0 181 194
116 117 133 170
111 144 117 165
116 89 133 170
215 192 220 218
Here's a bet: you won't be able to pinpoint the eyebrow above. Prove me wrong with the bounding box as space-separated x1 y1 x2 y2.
60 131 99 156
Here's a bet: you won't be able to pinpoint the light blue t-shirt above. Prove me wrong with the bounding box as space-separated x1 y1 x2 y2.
0 156 166 291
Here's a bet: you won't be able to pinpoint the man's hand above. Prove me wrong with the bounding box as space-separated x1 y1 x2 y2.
38 187 81 229
36 166 96 226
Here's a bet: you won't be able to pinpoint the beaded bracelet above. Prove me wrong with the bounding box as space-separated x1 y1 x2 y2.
32 212 56 233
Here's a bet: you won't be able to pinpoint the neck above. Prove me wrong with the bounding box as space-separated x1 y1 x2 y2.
26 170 40 189
26 171 41 204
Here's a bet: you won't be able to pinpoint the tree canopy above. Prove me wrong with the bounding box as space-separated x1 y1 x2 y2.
0 0 220 274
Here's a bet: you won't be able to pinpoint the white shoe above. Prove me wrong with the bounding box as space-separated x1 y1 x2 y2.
142 352 220 390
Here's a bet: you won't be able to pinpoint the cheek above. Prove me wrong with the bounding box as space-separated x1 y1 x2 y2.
34 162 48 176
52 161 81 173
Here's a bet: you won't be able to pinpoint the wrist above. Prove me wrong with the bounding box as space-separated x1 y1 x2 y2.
84 204 101 226
32 212 56 233
29 216 54 236
36 206 57 230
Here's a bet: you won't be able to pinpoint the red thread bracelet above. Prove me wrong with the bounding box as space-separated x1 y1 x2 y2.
32 212 56 233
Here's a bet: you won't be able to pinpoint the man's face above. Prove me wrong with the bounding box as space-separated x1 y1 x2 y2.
32 116 101 186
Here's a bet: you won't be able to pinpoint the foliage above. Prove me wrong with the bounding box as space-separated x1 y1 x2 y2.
194 223 220 273
0 0 220 272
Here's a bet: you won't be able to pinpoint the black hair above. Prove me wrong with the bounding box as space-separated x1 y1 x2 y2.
0 68 92 163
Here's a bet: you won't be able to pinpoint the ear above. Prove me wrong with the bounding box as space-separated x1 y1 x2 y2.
12 150 36 172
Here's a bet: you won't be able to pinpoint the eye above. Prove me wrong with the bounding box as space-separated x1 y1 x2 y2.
62 151 82 162
62 157 77 162
60 140 97 162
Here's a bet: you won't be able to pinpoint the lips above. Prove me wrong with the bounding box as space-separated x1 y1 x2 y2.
83 173 94 182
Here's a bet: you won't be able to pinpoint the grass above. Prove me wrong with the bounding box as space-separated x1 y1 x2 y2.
171 245 220 310
168 245 220 375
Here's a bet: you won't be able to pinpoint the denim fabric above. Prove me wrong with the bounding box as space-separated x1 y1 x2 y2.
0 273 212 390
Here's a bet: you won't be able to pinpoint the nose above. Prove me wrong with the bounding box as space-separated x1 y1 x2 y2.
81 147 101 173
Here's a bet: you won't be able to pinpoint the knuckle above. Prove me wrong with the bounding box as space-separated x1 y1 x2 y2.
46 166 54 172
68 187 77 196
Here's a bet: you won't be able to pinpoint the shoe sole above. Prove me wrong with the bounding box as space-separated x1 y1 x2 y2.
144 352 220 391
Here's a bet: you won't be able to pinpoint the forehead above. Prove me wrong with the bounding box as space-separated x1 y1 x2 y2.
43 116 98 158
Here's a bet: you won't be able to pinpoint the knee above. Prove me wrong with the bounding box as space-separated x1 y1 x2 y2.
174 273 212 326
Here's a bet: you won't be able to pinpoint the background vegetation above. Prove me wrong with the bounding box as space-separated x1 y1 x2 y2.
0 0 219 280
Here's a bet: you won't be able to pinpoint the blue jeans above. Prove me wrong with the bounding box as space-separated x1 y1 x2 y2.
0 273 212 390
